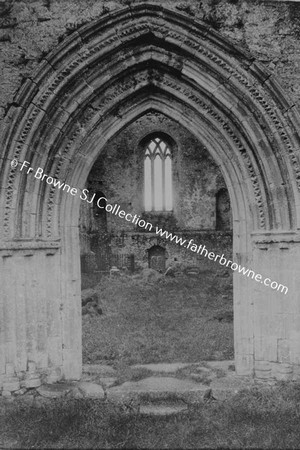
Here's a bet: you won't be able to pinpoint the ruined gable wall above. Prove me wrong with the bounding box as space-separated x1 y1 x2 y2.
79 112 232 272
85 112 227 233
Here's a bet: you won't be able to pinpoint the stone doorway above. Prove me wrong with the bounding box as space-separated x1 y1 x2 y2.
148 246 166 273
1 4 299 387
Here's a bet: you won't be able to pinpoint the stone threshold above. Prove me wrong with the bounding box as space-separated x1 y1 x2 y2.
1 361 255 414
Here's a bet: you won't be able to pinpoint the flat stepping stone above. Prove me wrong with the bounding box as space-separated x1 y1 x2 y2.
139 404 188 416
131 363 191 373
107 377 209 403
37 383 74 399
83 364 116 376
77 382 105 399
205 360 235 372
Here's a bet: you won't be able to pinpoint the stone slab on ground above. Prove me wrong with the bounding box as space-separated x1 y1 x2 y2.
2 378 20 392
21 377 41 389
77 382 105 399
37 383 74 399
205 360 235 372
210 375 254 400
107 377 209 403
83 364 116 376
131 363 192 373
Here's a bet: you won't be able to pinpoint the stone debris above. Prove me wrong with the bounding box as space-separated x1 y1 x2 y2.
82 288 102 316
0 360 250 405
14 388 27 396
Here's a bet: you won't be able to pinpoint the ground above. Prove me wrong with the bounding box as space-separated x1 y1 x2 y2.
81 268 234 368
1 271 300 449
2 381 300 449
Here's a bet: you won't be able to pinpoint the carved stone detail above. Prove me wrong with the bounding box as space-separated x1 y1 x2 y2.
43 70 266 235
5 13 300 237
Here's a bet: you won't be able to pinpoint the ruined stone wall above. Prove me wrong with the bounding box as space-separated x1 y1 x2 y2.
85 112 228 229
79 111 232 270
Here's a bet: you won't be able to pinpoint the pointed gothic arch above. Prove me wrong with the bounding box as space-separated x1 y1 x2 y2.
1 3 300 384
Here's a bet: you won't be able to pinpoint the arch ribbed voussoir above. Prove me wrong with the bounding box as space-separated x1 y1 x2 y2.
2 3 300 239
34 82 272 239
11 63 289 236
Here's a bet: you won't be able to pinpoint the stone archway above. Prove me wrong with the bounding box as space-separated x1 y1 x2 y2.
1 3 300 387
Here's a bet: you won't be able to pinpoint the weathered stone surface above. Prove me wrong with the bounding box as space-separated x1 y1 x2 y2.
69 387 84 399
2 379 20 392
107 377 209 403
131 363 192 373
21 378 41 389
13 388 27 396
37 383 74 399
205 360 235 372
1 390 12 398
77 382 105 399
46 369 62 384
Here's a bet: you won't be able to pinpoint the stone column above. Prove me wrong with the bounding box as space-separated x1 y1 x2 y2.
251 232 300 380
0 237 82 391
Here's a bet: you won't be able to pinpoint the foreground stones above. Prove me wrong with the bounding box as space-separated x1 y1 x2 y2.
37 383 74 399
107 377 210 403
131 363 191 373
77 382 105 399
0 360 255 416
36 381 105 400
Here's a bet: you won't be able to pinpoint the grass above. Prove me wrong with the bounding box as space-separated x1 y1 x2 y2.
3 382 300 448
82 270 233 366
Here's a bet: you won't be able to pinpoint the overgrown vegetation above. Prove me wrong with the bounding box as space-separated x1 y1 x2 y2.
3 382 300 449
82 270 233 365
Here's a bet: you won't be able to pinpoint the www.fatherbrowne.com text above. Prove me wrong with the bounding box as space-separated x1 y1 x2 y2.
17 160 288 295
